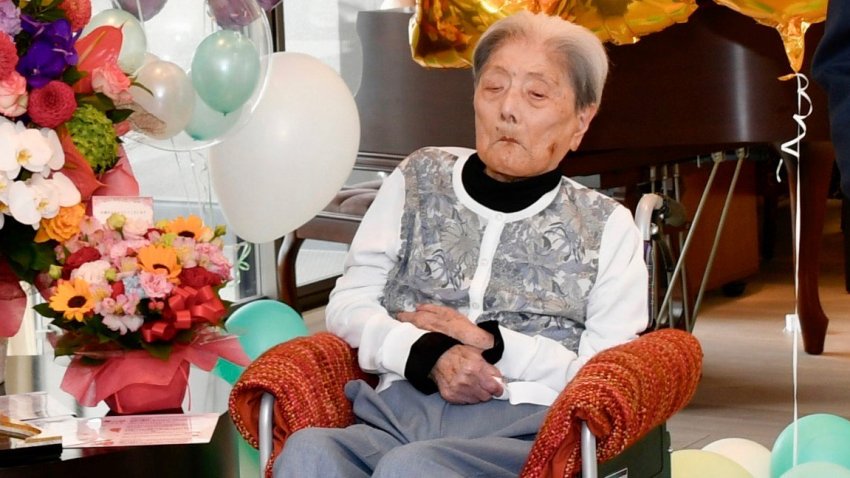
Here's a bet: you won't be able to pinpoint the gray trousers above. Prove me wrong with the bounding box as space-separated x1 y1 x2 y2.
275 379 549 478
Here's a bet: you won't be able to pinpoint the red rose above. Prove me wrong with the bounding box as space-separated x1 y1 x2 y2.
63 246 102 279
0 34 16 80
28 81 77 128
178 267 223 288
111 280 125 299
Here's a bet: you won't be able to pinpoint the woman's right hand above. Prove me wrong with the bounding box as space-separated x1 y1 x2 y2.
430 344 504 404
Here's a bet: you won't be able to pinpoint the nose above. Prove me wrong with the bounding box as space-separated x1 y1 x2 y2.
499 86 519 124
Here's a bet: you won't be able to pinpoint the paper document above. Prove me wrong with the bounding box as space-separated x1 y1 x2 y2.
28 413 220 448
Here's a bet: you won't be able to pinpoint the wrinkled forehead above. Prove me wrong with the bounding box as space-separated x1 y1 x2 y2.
479 38 571 87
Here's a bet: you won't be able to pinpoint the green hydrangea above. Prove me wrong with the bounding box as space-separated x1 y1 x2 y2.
65 104 119 174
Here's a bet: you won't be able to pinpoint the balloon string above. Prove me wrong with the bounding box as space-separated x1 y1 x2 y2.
792 312 799 468
134 0 146 33
776 73 813 182
778 72 810 470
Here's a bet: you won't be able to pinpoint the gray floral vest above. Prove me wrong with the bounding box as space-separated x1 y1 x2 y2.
381 148 618 353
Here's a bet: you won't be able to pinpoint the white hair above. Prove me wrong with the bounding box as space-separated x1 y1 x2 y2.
472 11 609 110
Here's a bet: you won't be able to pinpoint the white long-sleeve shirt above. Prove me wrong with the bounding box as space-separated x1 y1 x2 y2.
326 147 648 405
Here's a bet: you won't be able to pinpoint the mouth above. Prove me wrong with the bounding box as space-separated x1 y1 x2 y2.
498 136 519 144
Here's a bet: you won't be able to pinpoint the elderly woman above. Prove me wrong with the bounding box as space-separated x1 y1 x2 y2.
277 10 647 477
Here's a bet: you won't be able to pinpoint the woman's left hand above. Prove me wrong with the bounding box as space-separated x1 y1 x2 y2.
397 304 494 350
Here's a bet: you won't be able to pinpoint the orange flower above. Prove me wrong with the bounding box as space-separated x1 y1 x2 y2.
137 245 182 281
35 204 86 243
163 215 212 241
49 278 95 322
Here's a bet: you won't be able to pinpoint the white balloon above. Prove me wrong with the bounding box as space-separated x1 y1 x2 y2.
703 438 770 478
129 60 195 140
208 52 360 244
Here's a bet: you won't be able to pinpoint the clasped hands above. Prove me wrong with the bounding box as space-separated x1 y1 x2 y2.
397 304 504 404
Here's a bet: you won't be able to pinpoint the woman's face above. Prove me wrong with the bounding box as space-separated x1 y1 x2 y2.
474 38 598 182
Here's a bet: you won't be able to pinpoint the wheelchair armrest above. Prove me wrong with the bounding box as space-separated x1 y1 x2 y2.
521 329 702 478
229 333 377 477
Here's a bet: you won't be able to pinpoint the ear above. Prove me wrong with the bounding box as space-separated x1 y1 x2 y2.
568 104 599 152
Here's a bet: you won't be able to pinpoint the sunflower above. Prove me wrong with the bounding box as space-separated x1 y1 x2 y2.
49 278 95 322
137 245 182 281
163 216 212 241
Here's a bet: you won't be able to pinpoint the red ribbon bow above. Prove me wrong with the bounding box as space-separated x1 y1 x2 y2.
141 286 227 343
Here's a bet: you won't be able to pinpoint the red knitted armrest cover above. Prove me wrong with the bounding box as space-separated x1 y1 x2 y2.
228 332 375 476
521 328 703 478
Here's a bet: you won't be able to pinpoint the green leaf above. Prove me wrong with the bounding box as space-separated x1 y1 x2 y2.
63 67 86 87
141 342 173 360
108 108 134 124
29 242 57 272
33 303 58 319
77 93 116 113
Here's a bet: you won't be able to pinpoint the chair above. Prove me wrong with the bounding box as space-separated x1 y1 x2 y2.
229 193 702 478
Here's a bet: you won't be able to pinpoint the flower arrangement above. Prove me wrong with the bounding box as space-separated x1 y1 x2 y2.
35 213 233 360
0 0 140 337
34 211 249 413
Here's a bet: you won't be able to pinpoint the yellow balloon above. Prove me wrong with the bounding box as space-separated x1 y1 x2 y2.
713 0 827 72
410 0 698 68
565 0 697 45
672 449 755 478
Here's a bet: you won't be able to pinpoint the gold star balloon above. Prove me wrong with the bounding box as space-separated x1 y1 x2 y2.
410 0 698 68
712 0 827 72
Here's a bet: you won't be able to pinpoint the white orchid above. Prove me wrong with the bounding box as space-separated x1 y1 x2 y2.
15 127 53 175
50 172 82 207
0 121 54 178
41 128 65 174
0 171 10 204
8 177 59 226
0 201 7 230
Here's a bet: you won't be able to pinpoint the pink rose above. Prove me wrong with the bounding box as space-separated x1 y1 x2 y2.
139 271 173 299
91 63 132 105
0 70 27 117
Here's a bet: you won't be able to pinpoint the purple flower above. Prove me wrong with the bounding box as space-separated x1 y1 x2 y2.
16 16 78 89
0 0 21 37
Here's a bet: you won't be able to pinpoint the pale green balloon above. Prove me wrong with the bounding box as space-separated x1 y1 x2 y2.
771 414 850 477
212 300 308 385
191 30 260 114
780 462 850 478
185 73 241 141
81 9 148 73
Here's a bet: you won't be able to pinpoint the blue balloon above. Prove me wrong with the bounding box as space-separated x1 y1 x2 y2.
780 462 850 478
213 300 309 384
191 30 260 114
771 414 850 477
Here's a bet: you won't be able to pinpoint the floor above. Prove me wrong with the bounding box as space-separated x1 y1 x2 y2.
300 199 850 452
666 198 850 451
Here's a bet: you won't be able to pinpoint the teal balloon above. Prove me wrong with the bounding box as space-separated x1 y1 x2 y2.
191 30 260 114
213 300 309 384
780 462 850 478
771 414 850 477
185 72 241 140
